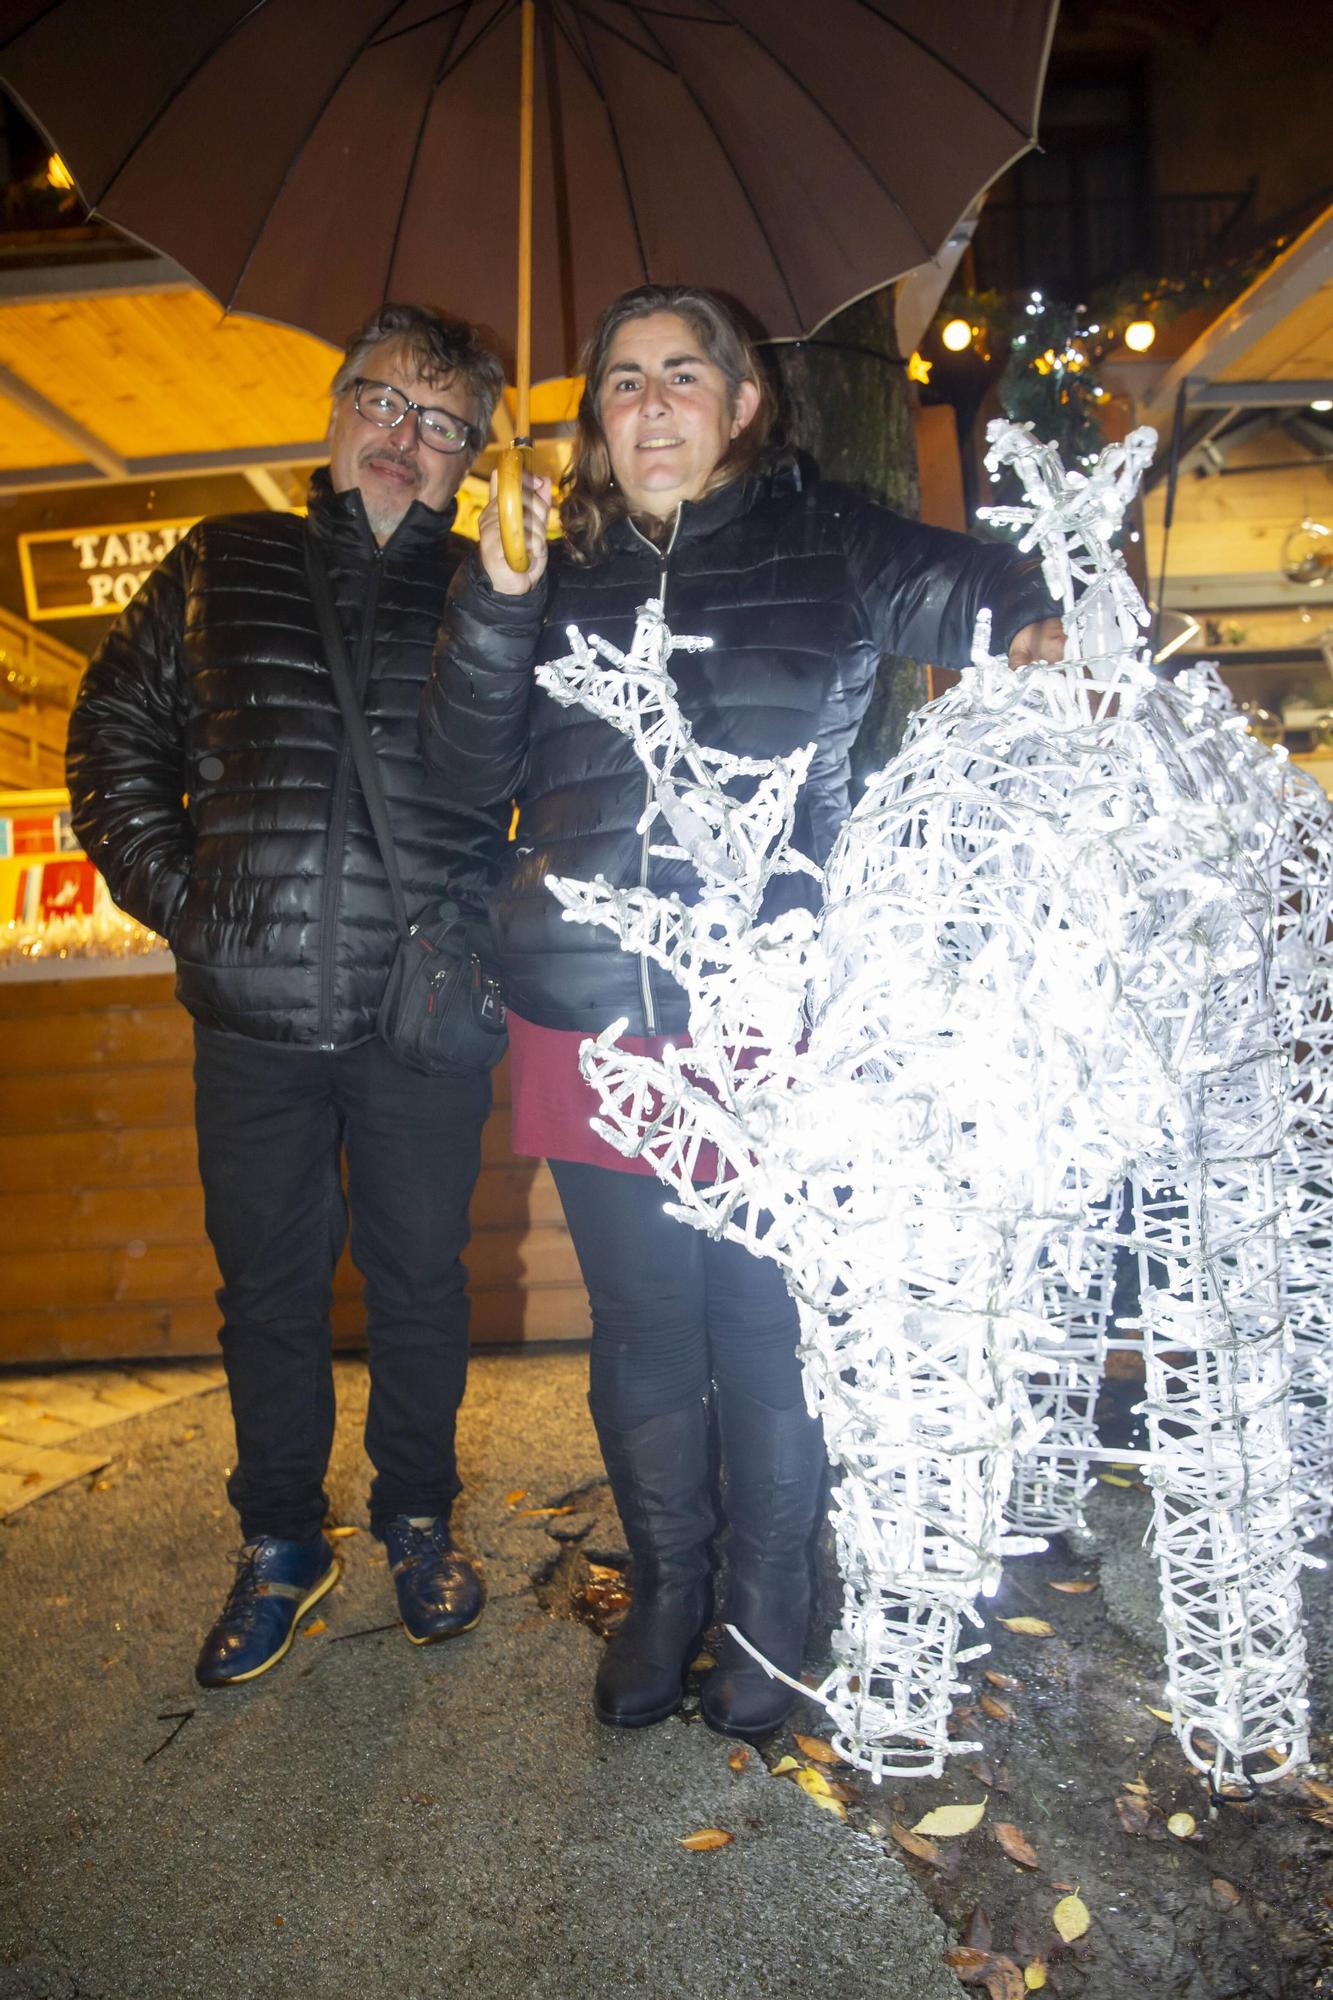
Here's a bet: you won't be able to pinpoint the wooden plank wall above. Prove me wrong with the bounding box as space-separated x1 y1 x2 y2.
0 606 85 791
0 971 589 1365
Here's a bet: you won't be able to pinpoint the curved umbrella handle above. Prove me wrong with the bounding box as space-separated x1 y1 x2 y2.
497 442 532 574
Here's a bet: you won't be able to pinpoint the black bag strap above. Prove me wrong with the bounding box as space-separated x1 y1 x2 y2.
303 527 411 940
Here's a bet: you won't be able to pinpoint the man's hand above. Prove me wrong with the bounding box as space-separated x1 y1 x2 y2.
1007 615 1066 668
478 470 552 595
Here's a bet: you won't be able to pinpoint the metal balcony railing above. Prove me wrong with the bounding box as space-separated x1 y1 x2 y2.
971 187 1255 297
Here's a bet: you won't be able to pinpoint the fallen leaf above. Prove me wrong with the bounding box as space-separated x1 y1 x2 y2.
328 1525 359 1539
92 1478 115 1492
997 1617 1054 1638
1122 1778 1151 1795
984 1961 1026 2000
1050 1882 1076 1893
994 1821 1039 1869
795 1767 847 1818
793 1733 842 1764
1167 1812 1197 1839
890 1822 943 1866
771 1755 801 1776
963 1908 993 1950
1099 1473 1132 1487
274 1915 284 1928
1144 1706 1173 1723
514 1504 574 1519
302 1618 327 1638
912 1801 987 1838
1211 1878 1242 1909
504 1489 528 1507
689 1653 716 1672
727 1748 750 1773
981 1694 1016 1723
1302 1779 1333 1805
1051 1893 1090 1943
1114 1793 1155 1836
984 1672 1023 1692
585 1563 623 1582
1024 1962 1048 1991
679 1827 733 1850
967 1757 998 1789
1047 1579 1096 1595
944 1947 999 1982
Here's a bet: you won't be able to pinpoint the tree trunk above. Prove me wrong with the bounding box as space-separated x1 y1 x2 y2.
764 285 925 789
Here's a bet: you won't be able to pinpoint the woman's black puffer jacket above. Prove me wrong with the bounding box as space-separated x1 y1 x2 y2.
67 470 507 1047
421 463 1057 1037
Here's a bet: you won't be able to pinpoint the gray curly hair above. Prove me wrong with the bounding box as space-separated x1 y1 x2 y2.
331 303 505 444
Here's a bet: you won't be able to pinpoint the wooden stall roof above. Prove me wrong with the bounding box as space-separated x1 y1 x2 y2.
0 254 580 502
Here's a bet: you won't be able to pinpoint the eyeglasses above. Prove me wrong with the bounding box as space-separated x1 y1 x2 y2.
352 378 477 456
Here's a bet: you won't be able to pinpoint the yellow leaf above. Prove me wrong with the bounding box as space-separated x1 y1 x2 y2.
793 1733 842 1765
1167 1812 1197 1839
302 1618 327 1638
328 1525 359 1538
586 1563 622 1582
1099 1474 1132 1487
889 1821 943 1866
911 1800 987 1838
984 1671 1023 1691
1047 1579 1096 1594
514 1504 574 1519
1052 1893 1090 1942
771 1755 801 1776
993 1821 1039 1868
997 1617 1054 1638
1144 1706 1173 1723
689 1653 716 1672
794 1767 847 1818
504 1489 528 1507
1304 1779 1333 1804
981 1693 1016 1723
727 1748 750 1773
1024 1962 1048 1991
679 1827 733 1850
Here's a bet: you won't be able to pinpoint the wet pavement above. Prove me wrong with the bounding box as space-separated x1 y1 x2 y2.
0 1351 965 2000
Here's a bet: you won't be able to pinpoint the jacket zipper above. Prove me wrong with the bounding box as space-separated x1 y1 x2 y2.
317 550 382 1045
626 507 681 1034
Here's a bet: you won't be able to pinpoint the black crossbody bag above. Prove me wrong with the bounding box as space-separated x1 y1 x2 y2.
303 531 507 1078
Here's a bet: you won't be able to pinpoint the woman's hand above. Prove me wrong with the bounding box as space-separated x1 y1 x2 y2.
1007 616 1066 667
478 470 552 595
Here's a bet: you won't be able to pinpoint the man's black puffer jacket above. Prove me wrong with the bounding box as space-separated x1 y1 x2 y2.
67 469 507 1047
421 463 1057 1037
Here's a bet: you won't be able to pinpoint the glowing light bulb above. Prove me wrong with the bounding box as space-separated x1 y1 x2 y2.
1124 320 1156 353
942 318 974 353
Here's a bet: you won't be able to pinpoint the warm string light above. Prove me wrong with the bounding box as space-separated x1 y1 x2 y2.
537 421 1324 1791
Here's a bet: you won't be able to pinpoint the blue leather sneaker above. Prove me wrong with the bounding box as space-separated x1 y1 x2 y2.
195 1534 340 1688
383 1516 483 1644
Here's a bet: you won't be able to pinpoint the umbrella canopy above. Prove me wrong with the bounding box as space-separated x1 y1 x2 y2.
0 0 1055 382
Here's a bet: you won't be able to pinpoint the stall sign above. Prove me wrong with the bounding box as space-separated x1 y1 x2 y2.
18 518 199 621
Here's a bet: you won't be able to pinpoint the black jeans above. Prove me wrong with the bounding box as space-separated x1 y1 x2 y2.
549 1160 804 1426
193 1026 491 1542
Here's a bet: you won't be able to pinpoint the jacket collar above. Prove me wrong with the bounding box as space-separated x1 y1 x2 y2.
305 464 458 561
603 454 803 558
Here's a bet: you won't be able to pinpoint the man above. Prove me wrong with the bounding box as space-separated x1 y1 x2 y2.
67 304 510 1686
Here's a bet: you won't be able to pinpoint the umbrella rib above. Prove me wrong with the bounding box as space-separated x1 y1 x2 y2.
0 0 66 56
225 0 410 311
68 0 273 208
554 2 651 284
701 0 935 264
848 0 1037 140
618 2 802 323
378 3 477 305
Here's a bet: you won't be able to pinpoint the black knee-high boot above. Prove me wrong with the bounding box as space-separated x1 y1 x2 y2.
701 1387 827 1740
591 1396 715 1727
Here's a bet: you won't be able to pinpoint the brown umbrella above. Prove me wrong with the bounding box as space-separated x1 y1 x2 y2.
0 0 1056 560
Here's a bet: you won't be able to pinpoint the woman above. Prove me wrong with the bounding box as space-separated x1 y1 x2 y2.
422 285 1062 1740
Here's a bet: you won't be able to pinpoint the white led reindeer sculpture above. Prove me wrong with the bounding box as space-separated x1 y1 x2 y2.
538 421 1323 1790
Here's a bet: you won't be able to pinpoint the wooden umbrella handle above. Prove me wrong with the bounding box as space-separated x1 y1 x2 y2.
497 442 532 574
499 0 536 575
